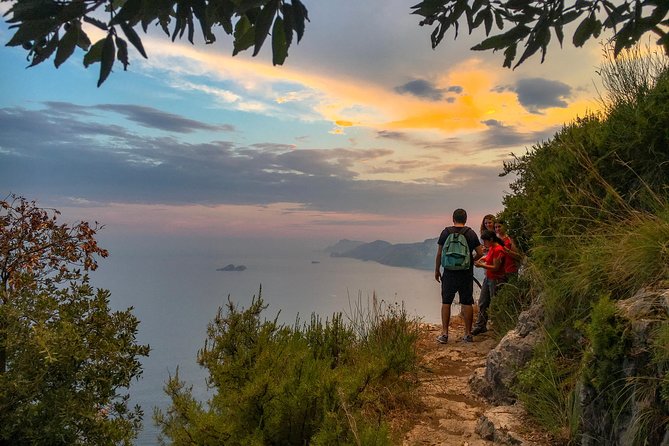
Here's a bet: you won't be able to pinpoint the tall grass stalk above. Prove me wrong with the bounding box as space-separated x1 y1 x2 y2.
515 333 580 442
596 42 669 111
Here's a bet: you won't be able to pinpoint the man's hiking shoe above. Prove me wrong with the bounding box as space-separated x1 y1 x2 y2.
471 326 487 335
462 335 474 343
436 334 448 344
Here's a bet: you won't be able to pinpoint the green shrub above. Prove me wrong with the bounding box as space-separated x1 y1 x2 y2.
653 322 669 406
154 289 419 445
622 320 669 445
582 296 628 394
514 338 580 440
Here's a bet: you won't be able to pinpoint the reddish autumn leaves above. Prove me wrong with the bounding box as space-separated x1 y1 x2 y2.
0 195 108 298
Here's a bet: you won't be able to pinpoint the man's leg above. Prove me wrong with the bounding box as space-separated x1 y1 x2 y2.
439 274 456 342
459 273 475 338
462 304 473 336
441 303 451 336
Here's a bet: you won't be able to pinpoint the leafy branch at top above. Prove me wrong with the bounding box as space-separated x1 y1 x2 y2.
4 0 668 86
3 0 310 86
411 0 669 68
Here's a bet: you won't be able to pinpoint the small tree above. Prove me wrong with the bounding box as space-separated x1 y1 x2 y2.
0 195 149 445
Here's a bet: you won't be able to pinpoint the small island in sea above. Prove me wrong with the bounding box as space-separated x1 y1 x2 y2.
216 264 247 272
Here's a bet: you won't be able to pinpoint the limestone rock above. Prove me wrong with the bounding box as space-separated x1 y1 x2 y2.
471 299 544 404
475 405 540 445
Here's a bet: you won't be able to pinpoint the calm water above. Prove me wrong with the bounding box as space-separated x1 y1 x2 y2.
90 235 479 444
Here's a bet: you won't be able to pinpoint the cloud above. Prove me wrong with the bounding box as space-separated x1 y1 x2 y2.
394 79 446 101
130 38 587 136
43 101 234 133
515 78 572 113
478 119 560 149
95 104 235 133
376 130 411 141
495 78 572 114
364 159 426 174
250 142 297 152
0 104 510 218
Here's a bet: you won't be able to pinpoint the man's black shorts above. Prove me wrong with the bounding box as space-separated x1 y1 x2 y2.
441 270 474 305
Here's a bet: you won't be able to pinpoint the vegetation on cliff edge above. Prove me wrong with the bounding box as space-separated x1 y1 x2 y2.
155 292 420 445
491 45 669 444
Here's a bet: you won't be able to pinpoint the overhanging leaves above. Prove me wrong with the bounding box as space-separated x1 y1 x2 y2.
83 38 104 68
97 32 115 87
2 0 312 86
472 24 531 51
272 15 287 65
253 0 277 57
573 14 601 47
54 21 78 67
414 0 669 68
119 21 147 58
232 14 254 56
116 35 129 70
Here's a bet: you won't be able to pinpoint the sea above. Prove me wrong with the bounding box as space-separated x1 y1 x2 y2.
89 234 481 445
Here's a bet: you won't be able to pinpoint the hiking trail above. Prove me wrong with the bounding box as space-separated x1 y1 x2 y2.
395 321 555 445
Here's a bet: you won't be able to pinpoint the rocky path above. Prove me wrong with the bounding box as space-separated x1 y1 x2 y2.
397 321 555 446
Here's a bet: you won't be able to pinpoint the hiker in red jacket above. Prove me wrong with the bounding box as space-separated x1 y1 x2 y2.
495 220 522 278
472 230 506 335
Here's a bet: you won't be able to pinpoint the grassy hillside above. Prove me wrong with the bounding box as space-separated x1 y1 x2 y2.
491 46 669 444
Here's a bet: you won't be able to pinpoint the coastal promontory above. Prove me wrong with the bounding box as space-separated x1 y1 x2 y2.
326 238 437 270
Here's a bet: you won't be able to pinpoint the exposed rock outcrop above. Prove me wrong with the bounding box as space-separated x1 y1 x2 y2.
580 288 669 446
470 298 545 405
475 405 540 445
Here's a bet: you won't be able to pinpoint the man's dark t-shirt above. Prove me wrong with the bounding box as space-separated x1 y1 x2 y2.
437 226 481 275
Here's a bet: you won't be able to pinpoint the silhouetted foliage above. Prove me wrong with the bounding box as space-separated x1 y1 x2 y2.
412 0 669 68
3 0 668 86
3 0 309 86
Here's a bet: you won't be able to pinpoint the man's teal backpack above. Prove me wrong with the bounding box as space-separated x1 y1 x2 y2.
441 227 471 270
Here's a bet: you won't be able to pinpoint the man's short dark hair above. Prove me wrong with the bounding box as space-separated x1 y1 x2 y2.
453 208 467 223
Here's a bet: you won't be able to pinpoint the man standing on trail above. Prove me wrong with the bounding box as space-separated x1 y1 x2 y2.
435 209 484 344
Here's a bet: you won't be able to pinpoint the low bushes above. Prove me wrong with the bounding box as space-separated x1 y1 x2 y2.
154 291 419 445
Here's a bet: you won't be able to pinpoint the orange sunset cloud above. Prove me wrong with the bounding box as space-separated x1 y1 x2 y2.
136 37 598 137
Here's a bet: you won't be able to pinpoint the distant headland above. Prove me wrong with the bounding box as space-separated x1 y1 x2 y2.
325 238 437 271
216 264 247 272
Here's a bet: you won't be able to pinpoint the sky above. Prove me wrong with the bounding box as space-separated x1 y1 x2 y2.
0 1 608 243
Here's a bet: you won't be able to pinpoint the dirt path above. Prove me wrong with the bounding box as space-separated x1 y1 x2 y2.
397 320 554 446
